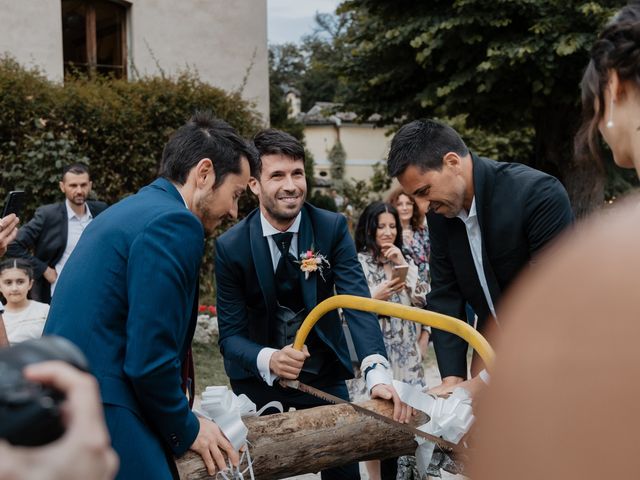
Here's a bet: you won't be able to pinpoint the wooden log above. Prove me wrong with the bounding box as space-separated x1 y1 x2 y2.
176 399 432 479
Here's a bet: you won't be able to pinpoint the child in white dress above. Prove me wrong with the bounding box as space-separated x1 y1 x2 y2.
0 258 49 345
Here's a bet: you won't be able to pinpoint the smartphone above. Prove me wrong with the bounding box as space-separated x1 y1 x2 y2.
2 190 26 218
391 264 409 283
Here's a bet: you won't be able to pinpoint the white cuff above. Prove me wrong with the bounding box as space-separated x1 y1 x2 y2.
361 354 392 394
257 347 279 386
478 368 491 385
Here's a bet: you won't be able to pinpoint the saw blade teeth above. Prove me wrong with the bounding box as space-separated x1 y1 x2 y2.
291 380 465 455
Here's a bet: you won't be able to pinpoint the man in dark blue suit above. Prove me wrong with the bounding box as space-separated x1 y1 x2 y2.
44 113 255 479
215 129 410 480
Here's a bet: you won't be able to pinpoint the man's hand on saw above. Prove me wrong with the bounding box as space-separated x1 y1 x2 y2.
269 344 310 379
371 384 414 423
427 375 464 397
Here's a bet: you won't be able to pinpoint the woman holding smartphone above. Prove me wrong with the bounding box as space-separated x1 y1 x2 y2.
387 186 430 284
348 201 429 480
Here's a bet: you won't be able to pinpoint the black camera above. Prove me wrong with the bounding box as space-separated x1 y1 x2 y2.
0 336 89 446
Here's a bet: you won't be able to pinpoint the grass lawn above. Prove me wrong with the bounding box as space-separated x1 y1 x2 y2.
193 338 442 397
193 341 229 395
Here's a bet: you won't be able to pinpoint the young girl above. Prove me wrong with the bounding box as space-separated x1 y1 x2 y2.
0 258 49 345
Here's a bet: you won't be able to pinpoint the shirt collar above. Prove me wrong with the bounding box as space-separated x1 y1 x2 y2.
456 196 477 222
260 211 302 237
65 200 92 220
174 186 189 209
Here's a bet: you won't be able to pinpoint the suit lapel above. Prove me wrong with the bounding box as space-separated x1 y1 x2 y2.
249 213 278 316
54 202 69 264
297 207 317 312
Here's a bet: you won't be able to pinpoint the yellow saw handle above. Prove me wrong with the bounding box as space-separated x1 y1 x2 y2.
293 294 495 369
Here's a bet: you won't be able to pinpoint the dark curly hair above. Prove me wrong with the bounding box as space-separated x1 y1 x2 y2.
354 202 403 259
575 2 640 166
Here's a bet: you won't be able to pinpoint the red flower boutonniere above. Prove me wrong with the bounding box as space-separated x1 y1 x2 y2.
198 305 217 315
297 248 330 280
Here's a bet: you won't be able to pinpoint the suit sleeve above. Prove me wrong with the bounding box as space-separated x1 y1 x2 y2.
215 239 265 379
524 176 574 257
7 207 49 278
331 215 387 360
123 211 202 456
425 214 469 379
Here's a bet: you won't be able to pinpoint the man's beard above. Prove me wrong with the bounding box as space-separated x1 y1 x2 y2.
263 195 303 222
195 196 220 238
70 195 86 206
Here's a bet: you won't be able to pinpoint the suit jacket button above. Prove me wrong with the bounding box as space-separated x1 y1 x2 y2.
170 433 179 446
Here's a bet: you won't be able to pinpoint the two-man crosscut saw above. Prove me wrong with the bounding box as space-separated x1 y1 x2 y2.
285 295 496 458
282 378 465 455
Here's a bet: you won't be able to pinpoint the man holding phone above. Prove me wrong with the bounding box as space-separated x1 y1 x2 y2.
7 164 108 303
0 214 19 257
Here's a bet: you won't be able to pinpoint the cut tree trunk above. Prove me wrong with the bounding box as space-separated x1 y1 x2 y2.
176 399 436 479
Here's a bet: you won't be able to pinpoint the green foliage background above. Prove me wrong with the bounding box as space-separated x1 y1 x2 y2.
0 57 264 301
324 0 636 216
0 57 262 214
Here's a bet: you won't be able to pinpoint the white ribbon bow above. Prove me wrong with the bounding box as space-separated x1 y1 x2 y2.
392 380 474 475
195 385 283 451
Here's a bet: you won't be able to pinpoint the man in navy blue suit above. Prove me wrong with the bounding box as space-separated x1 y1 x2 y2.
44 113 255 479
215 129 410 480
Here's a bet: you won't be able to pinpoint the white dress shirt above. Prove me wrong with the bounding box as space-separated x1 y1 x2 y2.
456 197 497 321
261 211 301 270
256 211 391 392
51 201 94 296
257 211 301 385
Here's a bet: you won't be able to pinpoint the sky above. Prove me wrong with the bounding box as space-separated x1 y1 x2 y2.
267 0 342 45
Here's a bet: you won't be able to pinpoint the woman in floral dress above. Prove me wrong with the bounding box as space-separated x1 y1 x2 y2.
348 201 430 480
387 187 431 357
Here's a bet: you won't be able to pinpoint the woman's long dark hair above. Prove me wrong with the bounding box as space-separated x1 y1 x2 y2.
575 2 640 166
355 201 403 259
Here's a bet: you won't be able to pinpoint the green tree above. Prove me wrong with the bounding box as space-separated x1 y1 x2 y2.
332 0 625 216
0 57 263 302
268 43 305 138
269 13 348 116
328 139 346 183
267 44 317 196
370 161 392 193
298 13 351 111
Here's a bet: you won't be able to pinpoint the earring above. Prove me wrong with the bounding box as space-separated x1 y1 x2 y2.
606 97 615 129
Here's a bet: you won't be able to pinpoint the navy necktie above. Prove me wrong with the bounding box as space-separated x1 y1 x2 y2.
273 232 303 311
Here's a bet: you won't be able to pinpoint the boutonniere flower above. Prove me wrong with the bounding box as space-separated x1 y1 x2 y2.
297 248 330 280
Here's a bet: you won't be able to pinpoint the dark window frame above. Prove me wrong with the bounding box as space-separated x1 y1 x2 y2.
62 0 129 79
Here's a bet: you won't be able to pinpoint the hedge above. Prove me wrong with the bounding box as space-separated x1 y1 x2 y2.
0 56 265 301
